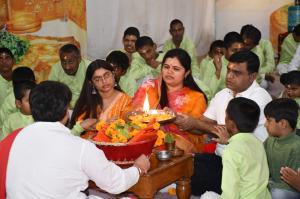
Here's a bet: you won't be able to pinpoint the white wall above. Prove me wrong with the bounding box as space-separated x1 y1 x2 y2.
216 0 292 40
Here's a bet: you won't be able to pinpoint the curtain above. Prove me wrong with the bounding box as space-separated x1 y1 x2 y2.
87 0 215 59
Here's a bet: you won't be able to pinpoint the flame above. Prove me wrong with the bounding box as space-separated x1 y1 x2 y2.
143 92 150 112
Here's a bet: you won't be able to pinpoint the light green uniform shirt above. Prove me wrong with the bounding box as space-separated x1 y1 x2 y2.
252 41 275 83
119 49 143 63
259 39 276 74
163 35 199 74
1 110 34 140
0 92 17 129
48 58 90 108
221 133 271 199
279 33 299 64
0 75 12 108
195 55 228 97
119 53 164 96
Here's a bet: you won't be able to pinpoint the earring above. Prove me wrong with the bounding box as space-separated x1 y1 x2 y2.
92 85 97 95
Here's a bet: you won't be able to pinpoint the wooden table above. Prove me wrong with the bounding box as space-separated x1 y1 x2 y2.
90 153 194 199
128 153 194 199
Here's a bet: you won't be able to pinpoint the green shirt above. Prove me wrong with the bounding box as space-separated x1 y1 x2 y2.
193 55 212 80
163 35 199 74
259 39 275 74
193 76 212 103
0 75 12 108
48 58 90 108
295 98 300 130
119 53 164 96
264 132 300 192
0 92 17 129
1 110 34 140
221 133 271 199
195 55 228 97
279 33 299 64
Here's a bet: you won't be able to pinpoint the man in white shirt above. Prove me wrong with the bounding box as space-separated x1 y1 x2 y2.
175 50 272 196
5 81 150 199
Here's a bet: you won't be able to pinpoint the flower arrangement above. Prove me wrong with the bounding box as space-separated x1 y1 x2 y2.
92 118 166 147
0 31 30 63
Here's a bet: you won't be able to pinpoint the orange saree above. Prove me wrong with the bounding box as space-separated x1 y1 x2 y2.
132 78 207 153
78 92 132 123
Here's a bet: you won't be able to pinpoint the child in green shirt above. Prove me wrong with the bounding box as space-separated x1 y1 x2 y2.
1 80 36 140
120 36 164 96
0 67 36 130
280 70 300 133
264 98 300 199
201 97 271 199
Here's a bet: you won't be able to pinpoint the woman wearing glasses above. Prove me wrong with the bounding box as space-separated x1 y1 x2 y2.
69 59 132 136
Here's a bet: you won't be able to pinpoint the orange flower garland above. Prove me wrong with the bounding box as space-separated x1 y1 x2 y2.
93 118 165 147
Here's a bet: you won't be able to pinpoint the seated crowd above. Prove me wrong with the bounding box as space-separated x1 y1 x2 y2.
0 19 300 199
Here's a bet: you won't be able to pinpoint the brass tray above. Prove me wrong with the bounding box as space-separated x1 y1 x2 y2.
127 109 176 124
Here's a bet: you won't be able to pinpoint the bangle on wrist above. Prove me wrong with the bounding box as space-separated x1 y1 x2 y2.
135 166 142 175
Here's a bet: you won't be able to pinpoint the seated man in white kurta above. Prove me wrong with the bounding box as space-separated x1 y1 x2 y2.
5 81 150 199
174 50 272 196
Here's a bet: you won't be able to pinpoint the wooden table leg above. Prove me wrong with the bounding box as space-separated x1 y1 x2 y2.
176 178 191 199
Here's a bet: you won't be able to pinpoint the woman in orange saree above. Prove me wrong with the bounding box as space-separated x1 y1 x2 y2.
132 49 207 153
69 59 132 136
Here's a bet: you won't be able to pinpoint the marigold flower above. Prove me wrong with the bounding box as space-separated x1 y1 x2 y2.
153 122 160 130
96 120 105 131
157 130 165 139
154 137 163 147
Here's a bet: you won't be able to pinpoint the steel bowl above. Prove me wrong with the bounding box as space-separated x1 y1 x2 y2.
155 150 172 161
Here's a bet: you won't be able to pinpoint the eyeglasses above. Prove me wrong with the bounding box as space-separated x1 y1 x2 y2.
93 72 114 83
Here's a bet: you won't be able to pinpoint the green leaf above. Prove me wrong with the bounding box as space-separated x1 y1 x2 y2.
0 31 30 63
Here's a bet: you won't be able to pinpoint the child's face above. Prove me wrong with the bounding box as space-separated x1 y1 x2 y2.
110 64 125 82
225 42 244 60
225 113 235 136
137 45 156 64
0 52 14 74
123 35 138 54
285 84 300 99
16 90 31 115
264 117 281 137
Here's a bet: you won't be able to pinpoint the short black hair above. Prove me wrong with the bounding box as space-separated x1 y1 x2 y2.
106 50 129 71
240 24 261 45
229 50 260 74
209 40 225 53
226 97 260 132
135 36 155 50
30 81 72 122
170 19 183 28
12 66 35 85
223 32 244 49
13 80 36 100
123 27 140 39
0 47 14 59
264 98 299 129
293 24 300 36
280 70 300 86
59 44 80 57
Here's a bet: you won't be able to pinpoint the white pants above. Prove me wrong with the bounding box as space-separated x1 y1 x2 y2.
200 191 220 199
